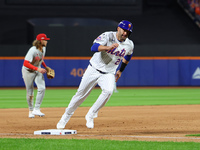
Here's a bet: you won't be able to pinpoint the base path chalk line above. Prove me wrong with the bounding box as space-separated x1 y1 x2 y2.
0 133 33 136
1 133 200 140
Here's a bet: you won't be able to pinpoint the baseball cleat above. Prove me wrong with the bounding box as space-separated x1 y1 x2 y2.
29 111 35 118
32 109 45 117
56 120 67 129
56 112 72 129
85 115 94 129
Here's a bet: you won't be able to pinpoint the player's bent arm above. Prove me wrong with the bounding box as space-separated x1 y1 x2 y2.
119 58 128 73
23 60 46 74
42 61 47 68
91 43 100 52
119 54 133 72
115 70 122 82
122 58 129 65
91 43 119 52
23 60 38 71
37 68 46 74
115 58 130 82
98 43 119 52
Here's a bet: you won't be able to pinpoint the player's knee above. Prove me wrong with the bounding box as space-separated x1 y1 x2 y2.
38 87 45 93
27 94 34 98
102 89 113 97
27 90 34 96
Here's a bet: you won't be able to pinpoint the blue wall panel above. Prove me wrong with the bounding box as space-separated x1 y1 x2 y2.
0 60 5 86
4 60 23 86
124 60 139 86
1 60 24 87
154 60 168 86
1 58 200 87
179 60 191 86
139 60 154 86
44 59 89 86
44 60 67 86
168 60 179 86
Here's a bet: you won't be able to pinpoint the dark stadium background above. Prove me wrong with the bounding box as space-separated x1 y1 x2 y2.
0 0 199 57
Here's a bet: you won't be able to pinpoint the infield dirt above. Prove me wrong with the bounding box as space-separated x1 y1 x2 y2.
1 105 200 142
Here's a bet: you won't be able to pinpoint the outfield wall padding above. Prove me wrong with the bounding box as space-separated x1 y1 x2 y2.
1 57 200 87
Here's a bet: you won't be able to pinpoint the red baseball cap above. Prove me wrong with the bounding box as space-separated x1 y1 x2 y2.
36 33 50 41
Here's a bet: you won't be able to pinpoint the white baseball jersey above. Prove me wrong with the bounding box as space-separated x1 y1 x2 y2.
22 46 46 113
22 46 46 71
57 30 134 129
90 31 134 74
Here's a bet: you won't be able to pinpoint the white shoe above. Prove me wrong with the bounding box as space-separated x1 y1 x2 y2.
32 109 45 117
56 113 72 129
29 111 35 118
57 120 67 129
85 115 94 129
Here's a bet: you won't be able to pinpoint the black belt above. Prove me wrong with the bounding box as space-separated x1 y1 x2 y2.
27 69 35 73
89 63 107 74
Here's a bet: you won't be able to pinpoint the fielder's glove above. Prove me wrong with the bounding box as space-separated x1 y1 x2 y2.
45 66 55 79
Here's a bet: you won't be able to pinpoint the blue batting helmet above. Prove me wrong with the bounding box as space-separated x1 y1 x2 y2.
118 20 133 32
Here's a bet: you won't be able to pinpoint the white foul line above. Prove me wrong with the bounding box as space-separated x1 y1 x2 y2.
1 133 200 140
0 133 33 136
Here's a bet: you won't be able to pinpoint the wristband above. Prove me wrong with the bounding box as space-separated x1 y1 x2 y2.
119 62 127 72
42 61 47 68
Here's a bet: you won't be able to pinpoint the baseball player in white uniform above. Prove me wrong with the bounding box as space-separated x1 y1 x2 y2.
57 20 134 129
22 33 50 118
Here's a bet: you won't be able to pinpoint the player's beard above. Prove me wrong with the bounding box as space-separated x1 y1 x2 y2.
117 29 128 41
121 34 127 41
42 43 46 47
119 34 127 42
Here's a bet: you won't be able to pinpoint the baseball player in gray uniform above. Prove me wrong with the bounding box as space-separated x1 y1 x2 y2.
22 33 50 118
57 20 134 129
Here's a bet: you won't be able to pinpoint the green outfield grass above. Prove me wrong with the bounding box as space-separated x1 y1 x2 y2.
1 87 200 149
0 138 200 150
0 88 200 108
187 134 200 137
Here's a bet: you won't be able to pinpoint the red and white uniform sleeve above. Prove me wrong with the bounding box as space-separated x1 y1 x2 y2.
22 46 46 71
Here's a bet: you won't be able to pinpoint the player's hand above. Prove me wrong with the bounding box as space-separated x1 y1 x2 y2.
98 43 119 52
115 70 122 82
37 68 47 74
108 43 119 51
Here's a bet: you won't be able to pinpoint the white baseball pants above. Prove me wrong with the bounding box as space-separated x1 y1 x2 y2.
22 68 46 111
64 64 115 119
